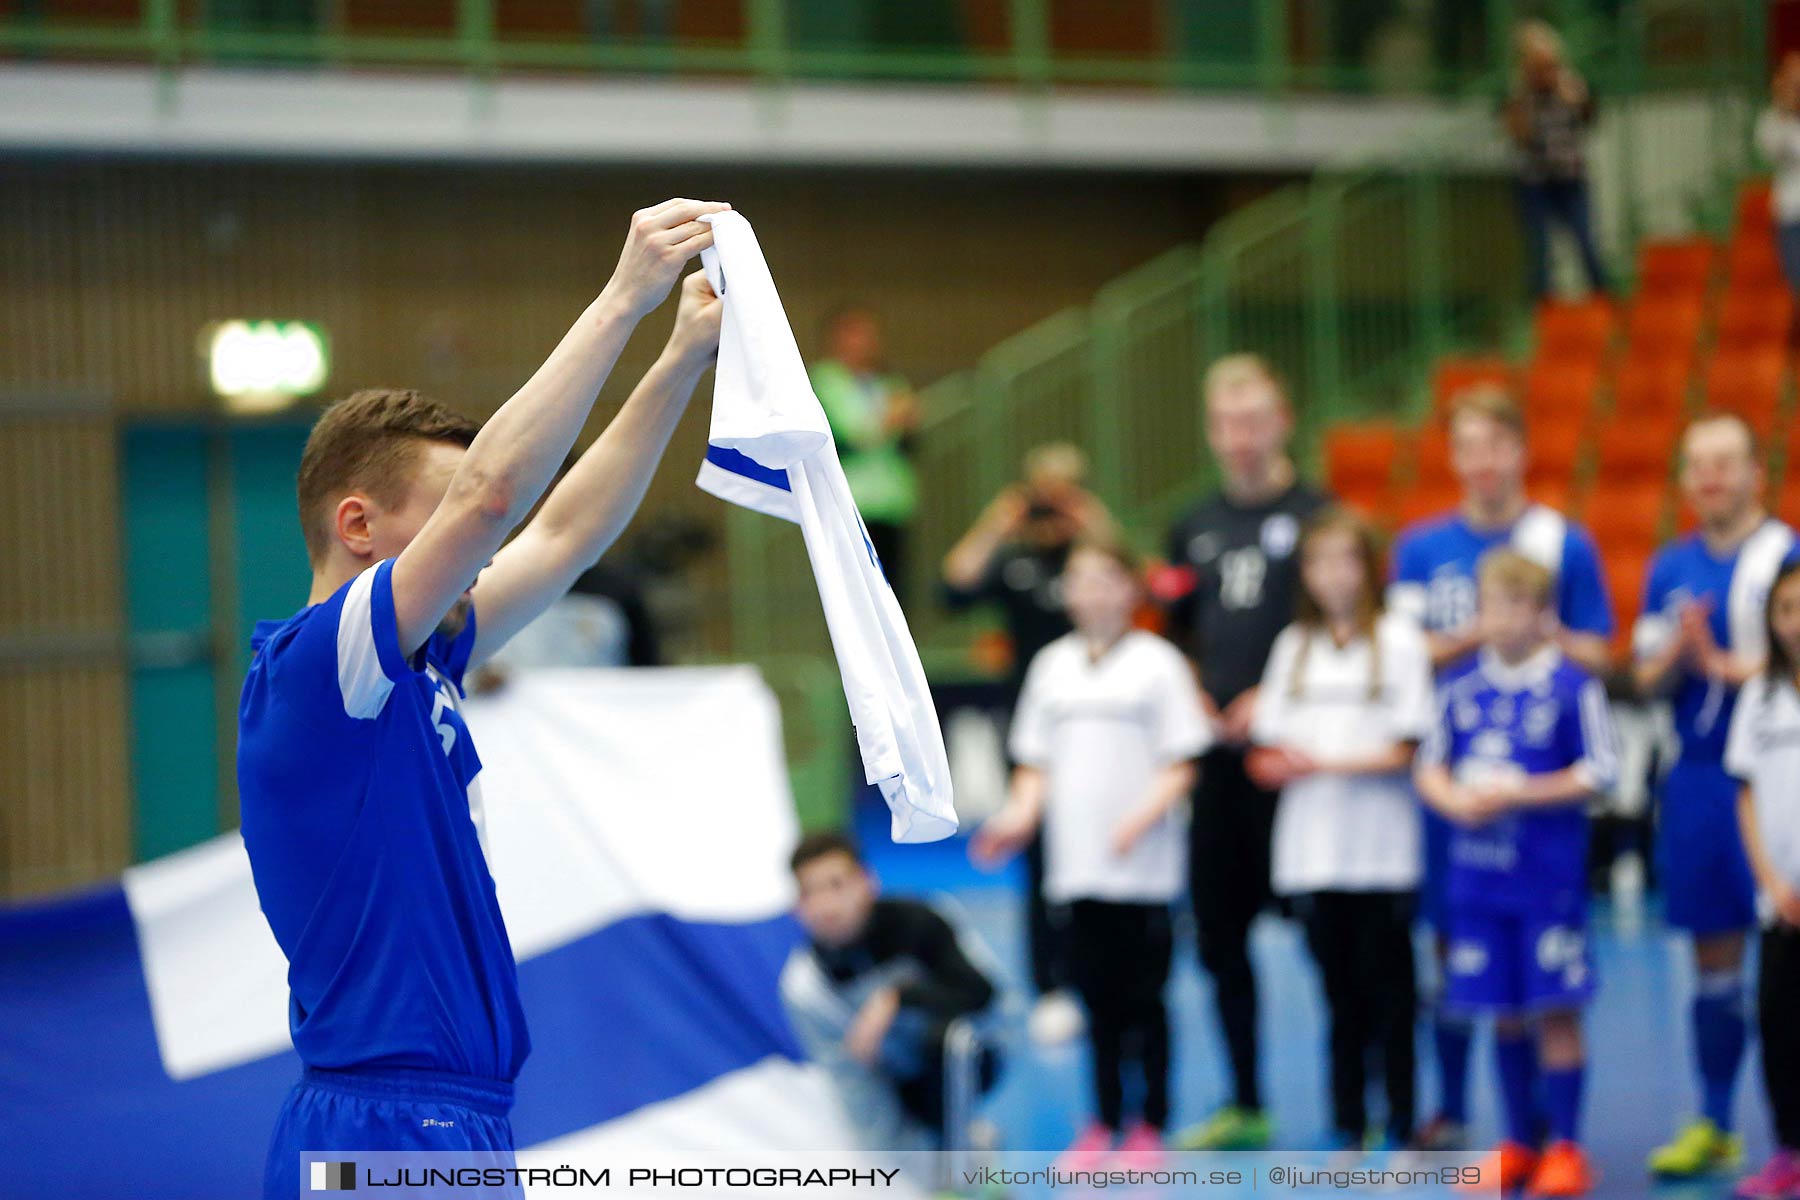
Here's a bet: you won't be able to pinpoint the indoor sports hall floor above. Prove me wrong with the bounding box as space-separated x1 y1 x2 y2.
854 800 1774 1200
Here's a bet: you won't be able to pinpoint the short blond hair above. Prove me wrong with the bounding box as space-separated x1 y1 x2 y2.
1203 353 1288 408
1447 382 1525 440
297 389 480 566
1516 18 1564 62
1022 442 1087 487
1478 548 1555 609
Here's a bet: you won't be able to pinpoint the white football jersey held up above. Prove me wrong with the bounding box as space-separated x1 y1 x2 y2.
693 210 957 843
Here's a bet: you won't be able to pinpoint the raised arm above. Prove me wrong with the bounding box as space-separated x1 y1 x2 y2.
942 487 1025 594
390 199 727 657
467 270 722 667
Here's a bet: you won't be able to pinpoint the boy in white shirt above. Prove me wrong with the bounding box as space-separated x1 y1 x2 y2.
1248 508 1435 1153
972 540 1213 1167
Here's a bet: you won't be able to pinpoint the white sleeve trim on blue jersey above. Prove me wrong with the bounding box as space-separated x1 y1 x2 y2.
1385 581 1428 625
1632 611 1675 662
336 561 405 720
1572 677 1620 794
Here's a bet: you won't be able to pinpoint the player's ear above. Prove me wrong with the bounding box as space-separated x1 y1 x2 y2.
334 494 376 559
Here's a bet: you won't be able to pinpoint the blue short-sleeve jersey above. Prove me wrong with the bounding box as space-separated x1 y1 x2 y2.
1389 507 1613 641
1419 647 1618 916
237 559 529 1081
1635 522 1800 765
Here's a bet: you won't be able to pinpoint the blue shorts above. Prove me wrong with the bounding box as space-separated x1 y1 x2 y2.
1658 760 1756 935
1444 906 1595 1015
263 1066 520 1200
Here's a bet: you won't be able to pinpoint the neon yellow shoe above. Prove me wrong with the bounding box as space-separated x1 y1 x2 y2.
1174 1106 1271 1151
1647 1118 1743 1178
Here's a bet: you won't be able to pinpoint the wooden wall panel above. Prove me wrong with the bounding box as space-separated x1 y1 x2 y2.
0 664 132 899
0 415 129 898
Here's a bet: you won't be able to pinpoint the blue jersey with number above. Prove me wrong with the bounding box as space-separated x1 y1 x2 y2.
1635 521 1799 766
1419 647 1618 916
238 558 529 1081
1389 506 1613 641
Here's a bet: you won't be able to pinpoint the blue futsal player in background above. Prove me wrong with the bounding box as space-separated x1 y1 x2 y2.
1386 386 1613 1152
237 198 728 1199
1636 414 1799 1180
1415 549 1619 1198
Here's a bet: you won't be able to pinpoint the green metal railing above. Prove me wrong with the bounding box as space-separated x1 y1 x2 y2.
0 0 1769 96
725 0 1769 701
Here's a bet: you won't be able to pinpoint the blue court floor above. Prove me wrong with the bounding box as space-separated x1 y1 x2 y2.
857 802 1775 1200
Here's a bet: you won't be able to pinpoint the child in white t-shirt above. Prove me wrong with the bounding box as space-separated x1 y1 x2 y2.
971 539 1213 1167
1247 507 1435 1152
1723 561 1800 1200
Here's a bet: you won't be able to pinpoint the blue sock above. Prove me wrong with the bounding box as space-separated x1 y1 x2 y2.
1542 1065 1584 1144
1435 1011 1474 1124
1496 1034 1537 1146
1693 969 1748 1131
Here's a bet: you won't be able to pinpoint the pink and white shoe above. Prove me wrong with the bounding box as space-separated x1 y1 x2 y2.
1736 1150 1800 1200
1055 1122 1115 1173
1113 1121 1166 1168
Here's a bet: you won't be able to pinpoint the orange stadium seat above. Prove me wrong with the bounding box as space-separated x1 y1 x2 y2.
1394 482 1460 532
1605 548 1653 642
1432 356 1514 414
1529 477 1576 513
1715 285 1793 350
1528 414 1587 484
1779 475 1800 528
1736 180 1774 240
1414 426 1455 491
1585 481 1670 554
1535 299 1616 364
1705 347 1787 439
1324 422 1401 511
1626 294 1706 359
1523 356 1603 422
1727 233 1784 290
1596 413 1683 483
1612 352 1692 419
1637 238 1717 296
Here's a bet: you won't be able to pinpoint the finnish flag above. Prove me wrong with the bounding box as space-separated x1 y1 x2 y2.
310 1160 355 1190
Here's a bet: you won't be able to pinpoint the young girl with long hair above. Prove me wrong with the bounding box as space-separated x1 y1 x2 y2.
1247 507 1435 1152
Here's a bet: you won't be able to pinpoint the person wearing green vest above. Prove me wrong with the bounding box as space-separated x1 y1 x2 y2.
809 307 922 600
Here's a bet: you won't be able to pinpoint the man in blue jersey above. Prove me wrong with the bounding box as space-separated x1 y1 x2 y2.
237 198 728 1199
1636 414 1798 1178
1415 549 1619 1197
1386 385 1614 1150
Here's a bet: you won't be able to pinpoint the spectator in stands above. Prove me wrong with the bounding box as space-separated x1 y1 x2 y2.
1162 353 1328 1151
1637 415 1797 1179
810 307 922 599
1756 53 1800 296
781 832 1000 1151
942 442 1117 1047
1388 383 1614 1151
973 539 1212 1166
1503 20 1609 300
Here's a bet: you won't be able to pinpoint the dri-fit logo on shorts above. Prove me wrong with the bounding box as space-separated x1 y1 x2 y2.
310 1161 356 1191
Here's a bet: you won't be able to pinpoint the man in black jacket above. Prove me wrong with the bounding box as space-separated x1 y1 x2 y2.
1163 354 1328 1150
781 832 999 1149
